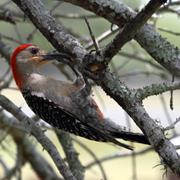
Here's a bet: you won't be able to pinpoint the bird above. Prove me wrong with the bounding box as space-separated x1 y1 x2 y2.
10 44 150 150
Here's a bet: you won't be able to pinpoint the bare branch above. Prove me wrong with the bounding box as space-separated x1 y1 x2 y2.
64 0 180 76
158 27 180 36
85 27 119 50
91 69 180 175
54 13 97 19
0 112 60 179
0 95 76 180
0 9 16 24
86 147 152 169
56 131 85 180
164 117 180 131
12 0 87 61
102 0 167 62
135 81 180 100
0 39 11 63
73 138 107 180
84 17 99 51
6 0 180 177
118 52 164 70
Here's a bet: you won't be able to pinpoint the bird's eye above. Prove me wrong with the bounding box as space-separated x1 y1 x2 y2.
30 48 39 55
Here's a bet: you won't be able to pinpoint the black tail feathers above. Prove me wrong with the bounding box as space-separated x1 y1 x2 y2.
111 131 150 145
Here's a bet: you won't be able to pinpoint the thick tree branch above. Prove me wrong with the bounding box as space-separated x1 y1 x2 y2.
0 112 60 179
9 0 180 176
63 0 180 76
91 69 180 175
102 0 167 62
12 0 87 61
0 112 59 179
0 95 76 180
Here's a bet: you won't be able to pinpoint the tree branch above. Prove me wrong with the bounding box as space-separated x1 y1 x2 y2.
0 39 11 63
63 0 180 76
0 9 16 24
102 0 167 62
86 147 152 169
73 138 107 180
0 112 60 179
12 0 87 61
0 95 76 180
91 69 180 175
9 0 180 176
56 131 85 180
135 81 180 100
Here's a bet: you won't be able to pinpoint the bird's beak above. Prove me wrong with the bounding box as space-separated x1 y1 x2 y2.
39 51 72 65
31 52 61 66
40 53 63 61
31 51 72 66
41 51 71 61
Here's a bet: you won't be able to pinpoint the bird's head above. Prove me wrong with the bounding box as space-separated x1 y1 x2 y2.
11 44 59 89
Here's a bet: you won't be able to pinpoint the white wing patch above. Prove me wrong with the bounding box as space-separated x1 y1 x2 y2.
31 91 45 98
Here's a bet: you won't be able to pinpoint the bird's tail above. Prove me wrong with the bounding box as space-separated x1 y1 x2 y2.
110 131 150 145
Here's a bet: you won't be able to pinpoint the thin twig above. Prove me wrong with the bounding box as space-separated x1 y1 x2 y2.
0 9 16 24
85 27 119 50
164 117 180 131
170 74 175 110
26 28 37 41
118 52 164 70
56 131 85 180
159 94 176 135
0 145 24 180
0 112 60 180
55 13 98 19
102 0 167 62
125 114 137 180
0 95 76 180
73 138 108 180
84 17 99 51
86 147 152 169
158 27 180 36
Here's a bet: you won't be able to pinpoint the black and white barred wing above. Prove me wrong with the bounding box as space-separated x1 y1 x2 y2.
22 89 132 150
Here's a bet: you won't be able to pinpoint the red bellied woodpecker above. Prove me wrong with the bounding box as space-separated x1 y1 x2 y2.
10 44 150 150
